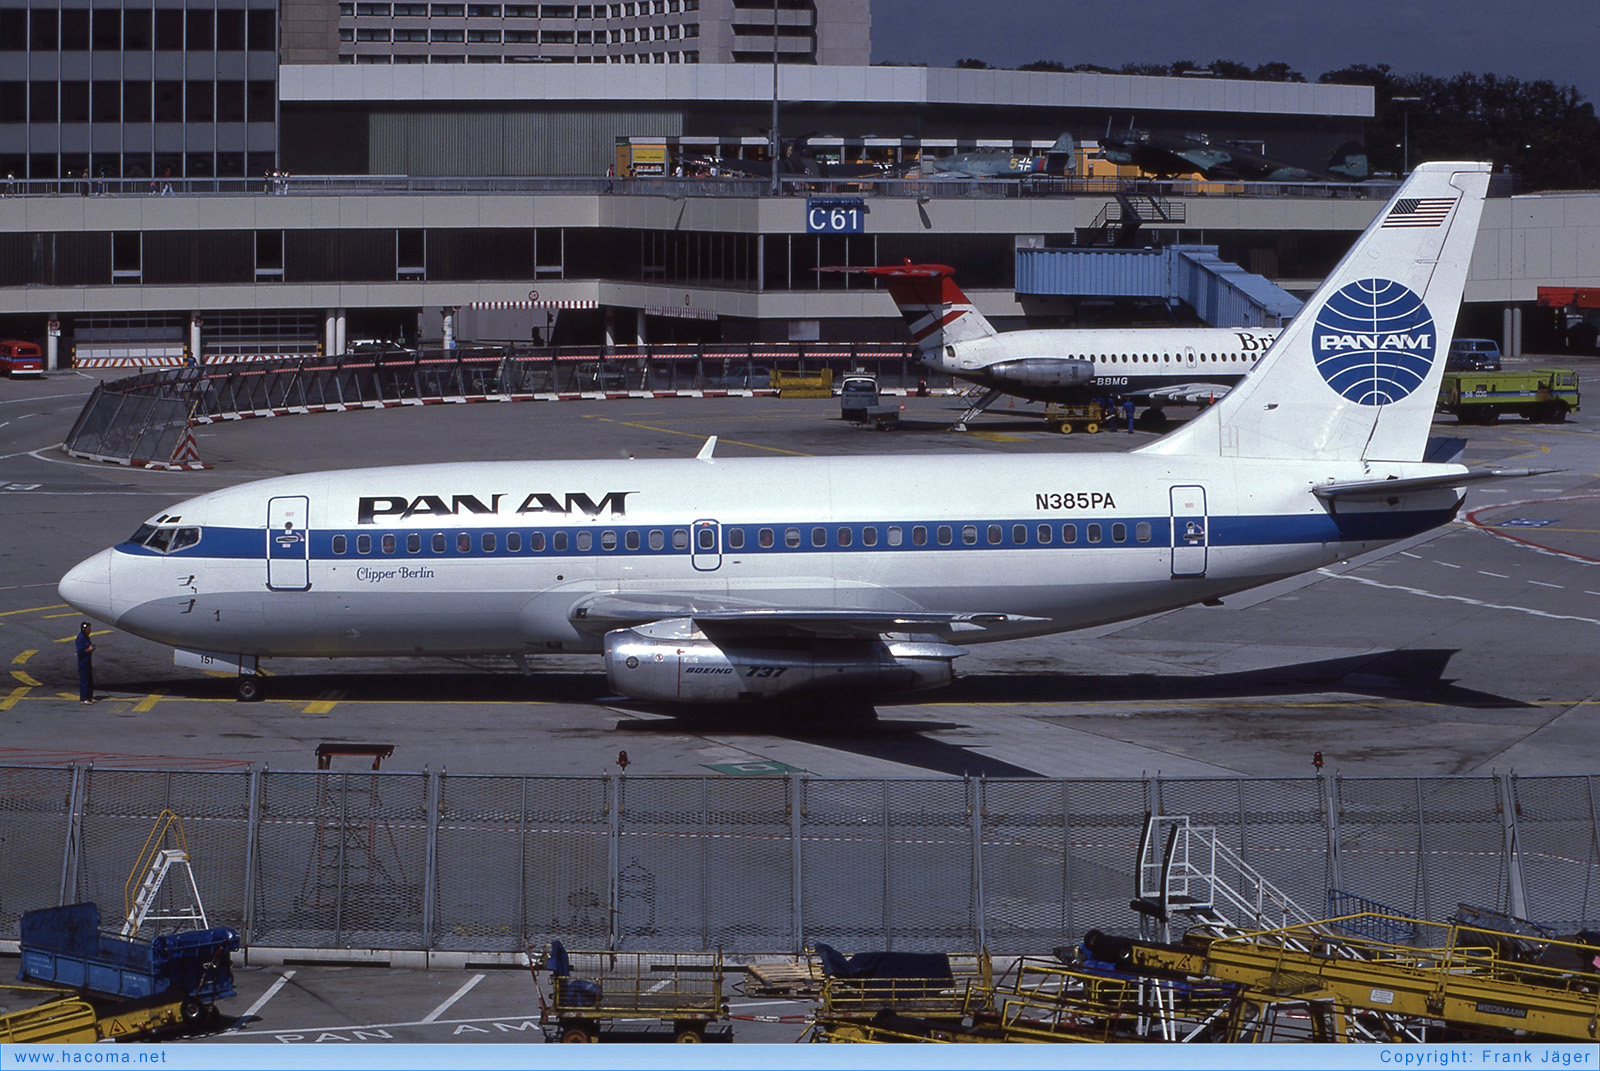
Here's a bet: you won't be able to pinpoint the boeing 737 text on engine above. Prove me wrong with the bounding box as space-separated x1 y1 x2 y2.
62 163 1535 707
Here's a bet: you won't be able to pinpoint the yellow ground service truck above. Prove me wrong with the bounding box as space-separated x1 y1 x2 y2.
1438 367 1579 424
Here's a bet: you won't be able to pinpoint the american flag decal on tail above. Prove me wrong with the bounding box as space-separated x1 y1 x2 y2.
1382 197 1456 228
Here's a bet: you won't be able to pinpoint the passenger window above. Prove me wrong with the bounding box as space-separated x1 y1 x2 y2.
576 531 592 552
1012 524 1025 544
482 532 496 553
671 529 688 550
1087 523 1102 544
726 528 743 550
648 529 664 550
1062 524 1077 543
937 525 952 545
811 526 826 547
530 532 545 552
357 534 372 554
507 532 522 553
432 533 446 553
407 533 421 553
1112 523 1127 543
624 530 640 550
1036 524 1051 544
758 528 774 548
553 531 568 552
382 534 397 554
785 527 801 548
1136 522 1152 543
961 525 976 545
912 525 927 546
332 534 347 554
696 527 715 551
601 531 617 551
989 525 1004 545
837 527 852 547
170 527 201 552
456 533 471 553
862 527 878 547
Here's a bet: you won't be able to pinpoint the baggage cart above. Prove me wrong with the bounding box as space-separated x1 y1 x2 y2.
529 941 728 1043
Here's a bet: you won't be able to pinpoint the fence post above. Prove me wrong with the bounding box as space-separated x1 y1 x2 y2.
423 769 441 952
1498 773 1528 919
881 780 891 949
789 773 804 956
1414 778 1430 920
242 767 262 948
970 776 986 953
1322 773 1343 911
607 772 621 950
57 765 87 906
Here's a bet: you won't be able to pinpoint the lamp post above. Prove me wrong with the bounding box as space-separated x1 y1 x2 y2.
1392 96 1421 174
769 0 780 196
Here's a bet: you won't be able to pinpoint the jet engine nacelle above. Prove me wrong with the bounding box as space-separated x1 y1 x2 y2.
603 623 959 704
984 358 1096 390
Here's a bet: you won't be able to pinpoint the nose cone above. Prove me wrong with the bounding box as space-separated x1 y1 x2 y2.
60 548 116 623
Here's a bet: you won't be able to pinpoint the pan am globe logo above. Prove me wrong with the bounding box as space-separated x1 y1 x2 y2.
1312 278 1437 405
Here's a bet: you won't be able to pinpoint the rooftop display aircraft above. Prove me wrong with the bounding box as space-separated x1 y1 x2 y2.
839 261 1278 430
61 164 1521 709
1100 128 1369 183
918 135 1077 180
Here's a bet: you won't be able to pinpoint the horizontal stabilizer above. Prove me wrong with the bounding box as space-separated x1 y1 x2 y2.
1312 468 1555 502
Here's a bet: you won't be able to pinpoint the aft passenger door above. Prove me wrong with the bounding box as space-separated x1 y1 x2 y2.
267 495 311 591
1169 485 1208 578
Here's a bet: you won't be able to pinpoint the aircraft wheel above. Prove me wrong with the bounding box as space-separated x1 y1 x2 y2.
236 676 263 703
1084 422 1099 434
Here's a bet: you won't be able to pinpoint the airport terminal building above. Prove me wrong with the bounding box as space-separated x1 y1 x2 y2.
0 1 1597 363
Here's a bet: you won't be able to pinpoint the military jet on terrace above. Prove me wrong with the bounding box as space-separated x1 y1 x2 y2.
1099 128 1368 183
918 134 1077 179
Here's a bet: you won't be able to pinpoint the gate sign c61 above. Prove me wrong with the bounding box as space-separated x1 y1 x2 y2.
806 198 866 234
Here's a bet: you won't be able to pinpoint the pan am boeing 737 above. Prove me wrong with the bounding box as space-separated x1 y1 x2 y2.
61 163 1522 708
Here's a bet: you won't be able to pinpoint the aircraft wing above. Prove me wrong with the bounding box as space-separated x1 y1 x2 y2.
1129 382 1238 404
1312 468 1556 502
570 593 1043 639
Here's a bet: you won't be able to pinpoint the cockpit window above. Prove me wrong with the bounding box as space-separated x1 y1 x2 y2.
128 523 201 553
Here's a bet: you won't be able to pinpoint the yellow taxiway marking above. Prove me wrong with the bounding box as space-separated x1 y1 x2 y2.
44 611 83 619
305 690 346 714
585 415 812 457
55 628 113 643
0 686 29 710
0 603 68 618
12 650 37 664
132 692 164 713
965 430 1028 443
11 670 41 687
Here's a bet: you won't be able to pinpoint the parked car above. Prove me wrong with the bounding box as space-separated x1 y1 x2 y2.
0 339 44 378
1446 338 1502 372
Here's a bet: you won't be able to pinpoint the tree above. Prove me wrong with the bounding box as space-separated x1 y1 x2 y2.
954 58 992 70
1016 60 1067 73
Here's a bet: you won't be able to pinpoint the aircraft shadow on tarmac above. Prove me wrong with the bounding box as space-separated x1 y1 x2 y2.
107 648 1519 780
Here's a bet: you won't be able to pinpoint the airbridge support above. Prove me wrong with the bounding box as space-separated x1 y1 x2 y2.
1016 245 1303 329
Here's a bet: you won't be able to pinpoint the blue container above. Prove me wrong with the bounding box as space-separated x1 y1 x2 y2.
18 903 239 1003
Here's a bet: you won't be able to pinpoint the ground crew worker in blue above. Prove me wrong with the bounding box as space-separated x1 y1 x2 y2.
75 622 96 704
1122 396 1136 433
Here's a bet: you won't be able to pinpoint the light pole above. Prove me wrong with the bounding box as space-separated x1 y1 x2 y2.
1392 96 1421 174
769 0 780 196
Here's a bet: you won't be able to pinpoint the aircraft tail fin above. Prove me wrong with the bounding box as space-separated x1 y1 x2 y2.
1045 133 1077 174
824 261 998 351
1139 162 1491 463
1327 140 1369 181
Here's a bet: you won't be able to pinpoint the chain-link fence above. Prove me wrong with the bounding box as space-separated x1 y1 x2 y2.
4 767 1595 955
61 344 926 466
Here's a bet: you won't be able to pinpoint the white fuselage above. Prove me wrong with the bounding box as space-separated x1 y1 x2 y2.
931 327 1280 400
61 451 1462 662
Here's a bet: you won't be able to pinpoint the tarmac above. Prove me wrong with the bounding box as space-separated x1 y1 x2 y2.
3 360 1599 1045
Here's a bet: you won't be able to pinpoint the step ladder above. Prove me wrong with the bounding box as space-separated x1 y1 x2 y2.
121 810 209 938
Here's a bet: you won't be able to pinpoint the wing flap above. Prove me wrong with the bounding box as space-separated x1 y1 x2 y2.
570 593 1043 639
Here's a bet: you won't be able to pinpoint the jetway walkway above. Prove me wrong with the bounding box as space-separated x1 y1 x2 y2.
1016 244 1303 328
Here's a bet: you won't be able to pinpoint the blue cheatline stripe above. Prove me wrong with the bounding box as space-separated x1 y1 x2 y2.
113 507 1454 565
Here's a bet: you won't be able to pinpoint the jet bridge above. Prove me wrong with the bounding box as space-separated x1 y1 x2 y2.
1016 244 1303 329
